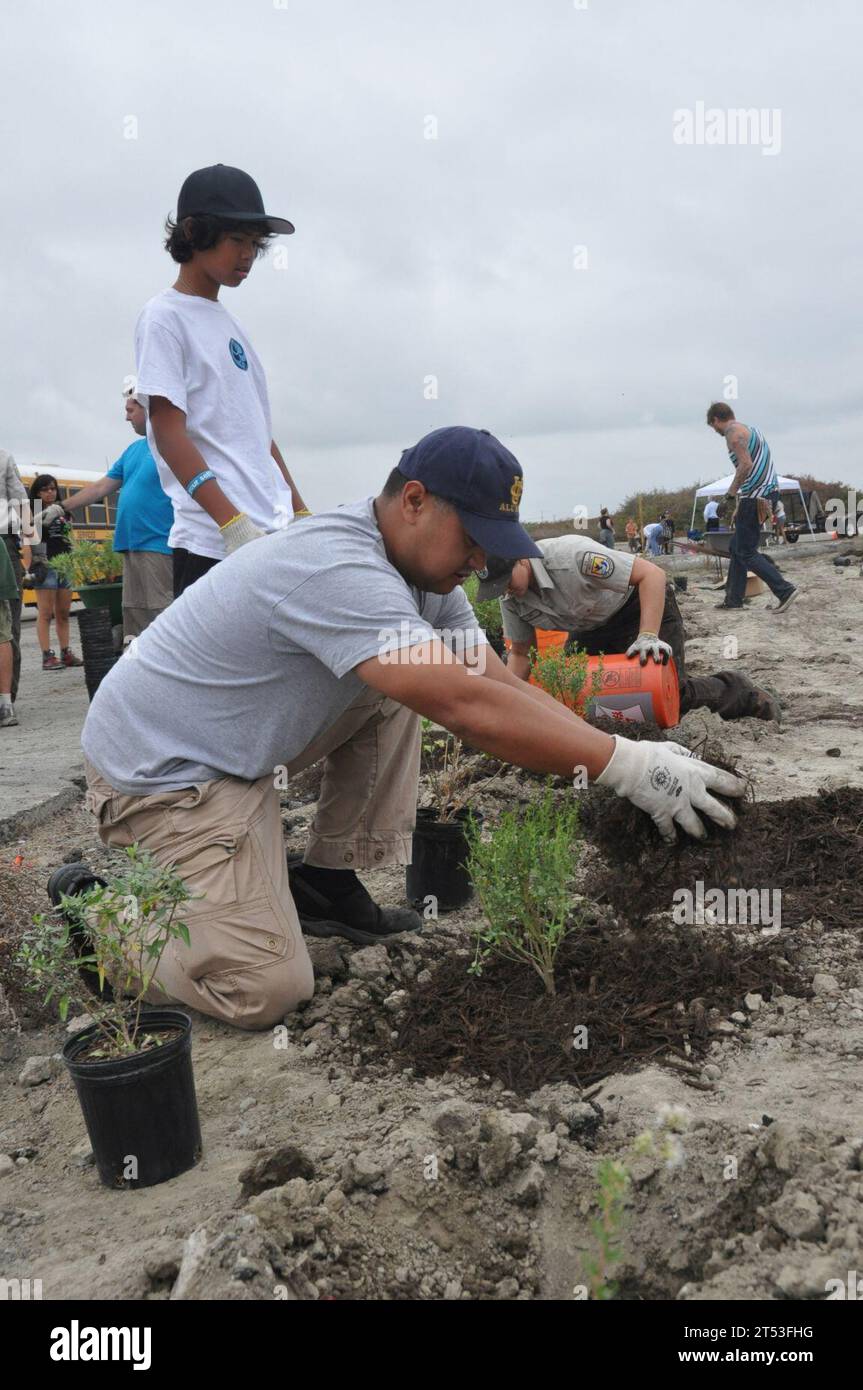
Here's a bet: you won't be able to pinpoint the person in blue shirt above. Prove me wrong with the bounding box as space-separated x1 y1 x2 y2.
65 379 174 638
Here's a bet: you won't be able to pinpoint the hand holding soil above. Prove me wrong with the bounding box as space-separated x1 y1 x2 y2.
596 733 745 843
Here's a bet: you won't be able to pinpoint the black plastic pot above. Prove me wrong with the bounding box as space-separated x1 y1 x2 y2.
75 608 121 699
62 1008 202 1190
406 807 480 913
674 576 688 592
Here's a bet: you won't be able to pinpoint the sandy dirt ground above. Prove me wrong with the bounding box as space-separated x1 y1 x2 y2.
0 543 861 1302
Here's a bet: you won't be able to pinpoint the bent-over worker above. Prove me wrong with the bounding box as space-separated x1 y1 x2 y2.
477 535 780 722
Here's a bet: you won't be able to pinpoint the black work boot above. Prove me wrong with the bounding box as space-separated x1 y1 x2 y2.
47 863 112 1001
288 857 422 946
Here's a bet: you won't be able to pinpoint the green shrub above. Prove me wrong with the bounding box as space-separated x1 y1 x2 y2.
17 847 192 1058
50 539 123 587
529 643 603 709
462 572 503 637
466 785 583 995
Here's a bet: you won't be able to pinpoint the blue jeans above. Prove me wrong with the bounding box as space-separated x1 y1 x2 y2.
727 498 794 606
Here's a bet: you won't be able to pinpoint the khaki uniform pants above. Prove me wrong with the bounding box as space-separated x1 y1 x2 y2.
85 687 421 1030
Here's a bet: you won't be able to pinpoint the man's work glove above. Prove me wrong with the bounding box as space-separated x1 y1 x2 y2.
625 631 673 666
39 503 66 526
220 512 266 554
596 736 744 844
293 508 313 520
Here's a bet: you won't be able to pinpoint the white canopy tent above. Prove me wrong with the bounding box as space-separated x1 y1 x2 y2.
689 474 815 534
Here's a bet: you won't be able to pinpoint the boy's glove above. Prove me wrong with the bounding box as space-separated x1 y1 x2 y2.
220 513 266 554
625 632 673 666
596 735 744 844
39 503 65 525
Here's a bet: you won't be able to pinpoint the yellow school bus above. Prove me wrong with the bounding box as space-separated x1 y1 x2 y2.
19 468 116 607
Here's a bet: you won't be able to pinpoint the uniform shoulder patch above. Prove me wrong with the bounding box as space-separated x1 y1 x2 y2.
580 551 615 580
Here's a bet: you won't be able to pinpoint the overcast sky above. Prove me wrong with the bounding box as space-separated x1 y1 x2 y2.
2 0 860 518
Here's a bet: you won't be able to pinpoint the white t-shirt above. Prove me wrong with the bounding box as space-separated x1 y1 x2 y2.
134 289 290 559
704 500 720 521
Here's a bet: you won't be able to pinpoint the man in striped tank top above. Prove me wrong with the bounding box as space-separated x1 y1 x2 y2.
707 403 798 613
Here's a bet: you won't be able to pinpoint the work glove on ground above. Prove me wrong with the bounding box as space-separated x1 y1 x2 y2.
596 735 745 844
625 631 673 666
221 512 266 554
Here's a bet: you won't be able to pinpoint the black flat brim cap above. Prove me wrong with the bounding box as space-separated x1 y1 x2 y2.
237 213 295 234
176 165 295 233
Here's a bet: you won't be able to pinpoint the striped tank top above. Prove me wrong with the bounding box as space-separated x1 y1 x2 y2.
731 426 777 498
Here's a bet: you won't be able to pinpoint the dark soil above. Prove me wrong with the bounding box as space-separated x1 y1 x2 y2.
384 924 803 1094
74 1024 184 1063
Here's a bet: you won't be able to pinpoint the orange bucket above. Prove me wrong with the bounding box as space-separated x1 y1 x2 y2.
521 629 680 728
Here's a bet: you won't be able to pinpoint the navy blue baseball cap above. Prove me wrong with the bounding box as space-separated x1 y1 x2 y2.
397 426 541 560
177 164 295 234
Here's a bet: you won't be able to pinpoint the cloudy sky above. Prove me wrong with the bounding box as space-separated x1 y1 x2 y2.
2 0 860 518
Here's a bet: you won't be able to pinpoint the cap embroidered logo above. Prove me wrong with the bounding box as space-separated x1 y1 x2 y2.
229 339 249 371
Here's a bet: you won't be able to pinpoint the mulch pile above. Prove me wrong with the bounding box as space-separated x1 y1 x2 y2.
582 782 863 933
385 720 863 1093
390 924 802 1094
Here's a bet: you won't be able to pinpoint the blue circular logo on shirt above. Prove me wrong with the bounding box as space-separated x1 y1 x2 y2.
229 338 249 371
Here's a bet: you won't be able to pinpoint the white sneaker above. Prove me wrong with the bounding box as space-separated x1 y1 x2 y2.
0 702 18 727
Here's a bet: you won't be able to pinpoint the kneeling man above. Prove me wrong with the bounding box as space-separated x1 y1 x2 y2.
79 428 744 1030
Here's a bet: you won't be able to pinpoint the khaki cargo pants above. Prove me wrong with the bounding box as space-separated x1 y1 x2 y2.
84 687 421 1030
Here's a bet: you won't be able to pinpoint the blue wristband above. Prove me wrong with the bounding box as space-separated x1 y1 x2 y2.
186 469 216 498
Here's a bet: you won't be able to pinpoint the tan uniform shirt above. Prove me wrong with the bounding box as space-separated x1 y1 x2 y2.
500 535 636 643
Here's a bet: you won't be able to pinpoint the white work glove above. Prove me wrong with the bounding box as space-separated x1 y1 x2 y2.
596 736 745 844
220 512 266 555
625 631 673 666
39 503 65 525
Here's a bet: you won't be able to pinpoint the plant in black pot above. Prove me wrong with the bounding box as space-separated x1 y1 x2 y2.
17 847 202 1191
406 728 489 914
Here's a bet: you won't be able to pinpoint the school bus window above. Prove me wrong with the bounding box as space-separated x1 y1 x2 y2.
57 485 69 500
106 497 118 523
86 504 107 525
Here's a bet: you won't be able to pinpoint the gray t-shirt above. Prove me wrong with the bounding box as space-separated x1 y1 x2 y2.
501 535 636 643
82 498 484 795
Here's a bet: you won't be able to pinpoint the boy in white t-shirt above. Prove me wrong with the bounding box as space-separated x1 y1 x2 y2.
135 164 309 596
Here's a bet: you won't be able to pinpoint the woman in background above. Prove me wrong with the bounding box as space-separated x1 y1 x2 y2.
27 474 83 671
